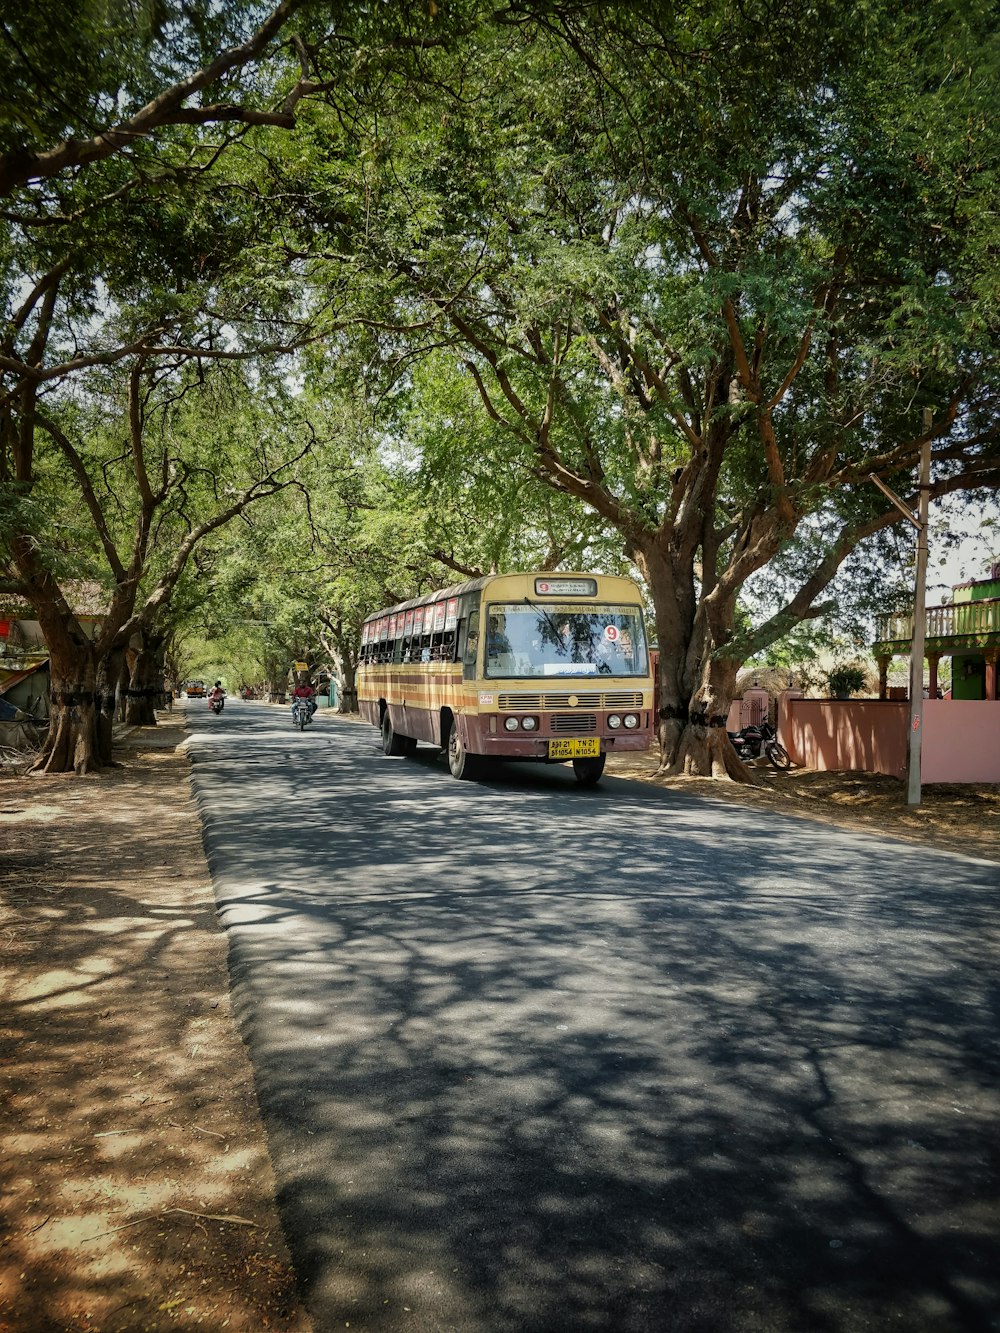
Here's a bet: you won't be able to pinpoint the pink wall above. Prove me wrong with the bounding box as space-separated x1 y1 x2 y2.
781 698 908 778
922 700 1000 782
779 694 1000 783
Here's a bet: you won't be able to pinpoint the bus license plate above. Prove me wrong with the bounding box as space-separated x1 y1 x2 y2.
549 738 601 759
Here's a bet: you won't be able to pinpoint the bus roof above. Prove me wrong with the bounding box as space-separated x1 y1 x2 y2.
360 572 641 626
361 577 489 626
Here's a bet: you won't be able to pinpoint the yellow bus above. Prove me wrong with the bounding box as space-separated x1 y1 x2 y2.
357 571 654 784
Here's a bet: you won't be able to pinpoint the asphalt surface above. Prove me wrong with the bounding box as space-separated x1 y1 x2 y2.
184 699 1000 1333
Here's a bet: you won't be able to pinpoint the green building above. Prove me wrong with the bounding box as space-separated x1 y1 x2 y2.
872 565 1000 700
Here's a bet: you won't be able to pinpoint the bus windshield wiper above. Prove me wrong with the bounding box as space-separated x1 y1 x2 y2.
523 596 565 644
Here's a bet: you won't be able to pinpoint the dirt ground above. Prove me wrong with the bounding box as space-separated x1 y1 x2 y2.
1 716 997 1333
0 716 312 1333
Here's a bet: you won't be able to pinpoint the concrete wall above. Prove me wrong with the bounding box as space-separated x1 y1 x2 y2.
922 700 1000 782
780 694 1000 783
781 698 908 778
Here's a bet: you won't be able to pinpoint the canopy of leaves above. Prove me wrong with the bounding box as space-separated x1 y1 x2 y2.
270 0 999 710
4 0 999 748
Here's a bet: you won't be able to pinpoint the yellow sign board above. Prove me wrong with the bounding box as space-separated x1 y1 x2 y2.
294 661 308 671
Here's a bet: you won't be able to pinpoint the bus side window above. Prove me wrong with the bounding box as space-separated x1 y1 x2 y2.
463 610 480 677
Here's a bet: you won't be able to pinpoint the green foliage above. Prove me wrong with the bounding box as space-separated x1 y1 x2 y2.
4 0 999 745
826 662 868 697
281 0 999 718
0 0 297 160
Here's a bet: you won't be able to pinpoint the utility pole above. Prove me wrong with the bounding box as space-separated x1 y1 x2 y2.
870 409 933 806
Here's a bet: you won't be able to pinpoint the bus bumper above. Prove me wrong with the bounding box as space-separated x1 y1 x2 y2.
470 725 651 760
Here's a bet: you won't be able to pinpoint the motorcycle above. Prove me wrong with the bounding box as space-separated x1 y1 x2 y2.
291 697 313 730
208 693 225 715
728 719 792 770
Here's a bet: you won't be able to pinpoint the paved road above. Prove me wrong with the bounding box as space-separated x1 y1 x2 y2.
184 699 1000 1333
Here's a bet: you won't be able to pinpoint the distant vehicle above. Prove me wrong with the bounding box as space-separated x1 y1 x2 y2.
185 680 206 698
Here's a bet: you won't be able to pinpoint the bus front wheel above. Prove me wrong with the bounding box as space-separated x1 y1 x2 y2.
381 712 407 757
447 726 479 780
572 755 606 786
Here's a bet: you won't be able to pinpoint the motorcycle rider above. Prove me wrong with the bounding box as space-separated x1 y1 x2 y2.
291 677 317 720
208 680 225 712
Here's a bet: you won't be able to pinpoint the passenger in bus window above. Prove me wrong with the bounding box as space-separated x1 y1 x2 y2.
487 616 511 657
464 626 480 665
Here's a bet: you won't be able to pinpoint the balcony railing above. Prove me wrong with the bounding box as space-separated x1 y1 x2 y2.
876 597 1000 645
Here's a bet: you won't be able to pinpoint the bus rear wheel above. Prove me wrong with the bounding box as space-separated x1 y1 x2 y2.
447 726 479 780
572 755 606 785
381 712 407 757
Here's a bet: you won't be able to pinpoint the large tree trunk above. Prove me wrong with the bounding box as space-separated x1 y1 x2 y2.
123 643 161 726
95 646 127 765
332 654 358 714
264 653 287 703
32 648 101 775
18 570 107 775
633 542 692 767
636 538 754 782
660 654 747 780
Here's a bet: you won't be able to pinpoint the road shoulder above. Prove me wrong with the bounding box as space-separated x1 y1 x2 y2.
0 713 313 1333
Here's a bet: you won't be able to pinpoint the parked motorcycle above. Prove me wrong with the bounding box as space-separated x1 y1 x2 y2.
728 719 792 770
291 697 312 731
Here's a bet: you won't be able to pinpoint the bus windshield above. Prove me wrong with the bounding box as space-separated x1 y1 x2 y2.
484 603 648 678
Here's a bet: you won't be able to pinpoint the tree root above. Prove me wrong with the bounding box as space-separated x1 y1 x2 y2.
657 723 758 783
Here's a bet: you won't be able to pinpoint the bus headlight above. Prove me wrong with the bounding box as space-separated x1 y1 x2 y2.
504 717 520 731
623 714 639 728
607 714 622 729
521 716 537 731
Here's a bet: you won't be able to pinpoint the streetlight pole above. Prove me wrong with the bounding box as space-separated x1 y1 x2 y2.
870 408 933 806
907 417 932 806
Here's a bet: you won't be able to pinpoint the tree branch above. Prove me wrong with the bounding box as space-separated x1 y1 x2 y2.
0 0 308 198
33 411 127 582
